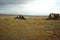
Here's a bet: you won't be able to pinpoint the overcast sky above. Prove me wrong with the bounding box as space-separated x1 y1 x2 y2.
0 0 60 15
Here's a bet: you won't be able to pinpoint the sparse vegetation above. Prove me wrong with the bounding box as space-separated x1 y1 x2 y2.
0 14 60 40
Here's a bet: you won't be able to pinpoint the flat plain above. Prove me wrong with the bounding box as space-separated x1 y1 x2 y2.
0 14 60 40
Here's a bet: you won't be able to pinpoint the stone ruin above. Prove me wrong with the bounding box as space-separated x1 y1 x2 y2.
14 15 26 20
47 13 59 20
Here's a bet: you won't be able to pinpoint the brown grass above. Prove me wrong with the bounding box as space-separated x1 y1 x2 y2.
0 14 60 40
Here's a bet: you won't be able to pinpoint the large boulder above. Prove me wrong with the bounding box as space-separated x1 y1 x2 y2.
48 13 59 20
14 15 26 20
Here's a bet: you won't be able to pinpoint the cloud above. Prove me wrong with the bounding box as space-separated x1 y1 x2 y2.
0 0 33 5
23 0 60 13
55 0 60 6
0 0 60 15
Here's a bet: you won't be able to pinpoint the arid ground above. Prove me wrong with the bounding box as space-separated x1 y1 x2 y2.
0 14 60 40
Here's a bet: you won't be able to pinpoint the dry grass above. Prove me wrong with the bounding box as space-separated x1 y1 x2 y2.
0 14 60 40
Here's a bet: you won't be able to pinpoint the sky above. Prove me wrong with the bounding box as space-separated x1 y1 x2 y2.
0 0 60 15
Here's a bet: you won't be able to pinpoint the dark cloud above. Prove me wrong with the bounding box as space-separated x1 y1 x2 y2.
0 0 32 5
